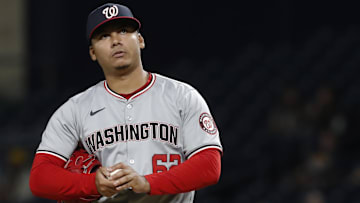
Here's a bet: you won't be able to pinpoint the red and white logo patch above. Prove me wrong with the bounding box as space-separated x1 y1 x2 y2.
199 113 217 135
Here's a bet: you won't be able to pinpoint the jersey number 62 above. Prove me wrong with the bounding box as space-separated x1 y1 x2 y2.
152 154 181 173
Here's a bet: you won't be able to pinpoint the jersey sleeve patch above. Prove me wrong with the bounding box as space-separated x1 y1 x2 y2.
199 113 218 135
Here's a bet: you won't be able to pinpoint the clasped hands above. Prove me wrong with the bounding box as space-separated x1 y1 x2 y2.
95 162 150 197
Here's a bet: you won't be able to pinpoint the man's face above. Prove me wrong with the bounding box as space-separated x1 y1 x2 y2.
89 20 145 74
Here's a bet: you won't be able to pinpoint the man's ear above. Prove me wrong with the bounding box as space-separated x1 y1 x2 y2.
89 45 97 61
138 33 145 49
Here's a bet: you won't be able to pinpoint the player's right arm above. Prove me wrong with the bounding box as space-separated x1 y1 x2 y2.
29 99 102 200
30 153 99 200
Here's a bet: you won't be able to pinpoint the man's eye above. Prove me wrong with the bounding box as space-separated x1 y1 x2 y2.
101 34 110 39
119 29 127 34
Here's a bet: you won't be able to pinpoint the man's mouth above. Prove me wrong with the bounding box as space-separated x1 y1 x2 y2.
112 51 125 58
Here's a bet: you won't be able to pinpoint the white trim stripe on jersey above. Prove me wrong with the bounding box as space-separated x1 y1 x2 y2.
186 145 223 160
104 73 156 101
36 150 68 162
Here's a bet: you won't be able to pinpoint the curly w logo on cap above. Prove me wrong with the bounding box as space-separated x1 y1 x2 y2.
102 5 119 19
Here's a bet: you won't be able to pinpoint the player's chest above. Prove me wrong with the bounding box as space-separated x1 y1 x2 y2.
81 99 181 152
84 98 180 126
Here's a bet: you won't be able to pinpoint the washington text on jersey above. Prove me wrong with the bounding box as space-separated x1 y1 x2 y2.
85 122 179 153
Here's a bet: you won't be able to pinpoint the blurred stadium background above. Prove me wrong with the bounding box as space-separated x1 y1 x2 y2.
1 0 360 202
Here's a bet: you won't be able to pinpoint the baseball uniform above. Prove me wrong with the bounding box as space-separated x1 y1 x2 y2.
36 73 222 203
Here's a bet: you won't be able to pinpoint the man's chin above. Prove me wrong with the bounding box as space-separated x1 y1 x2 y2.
114 65 130 70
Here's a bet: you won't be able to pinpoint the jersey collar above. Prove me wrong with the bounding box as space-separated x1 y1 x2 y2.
104 73 156 101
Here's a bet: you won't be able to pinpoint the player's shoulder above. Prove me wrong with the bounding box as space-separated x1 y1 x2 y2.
153 73 196 93
153 73 208 108
66 81 104 106
48 81 104 120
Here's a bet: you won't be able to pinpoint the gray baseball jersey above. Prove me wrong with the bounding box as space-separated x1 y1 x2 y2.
36 73 222 203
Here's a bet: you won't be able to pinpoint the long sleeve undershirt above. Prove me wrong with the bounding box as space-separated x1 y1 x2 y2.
29 148 221 199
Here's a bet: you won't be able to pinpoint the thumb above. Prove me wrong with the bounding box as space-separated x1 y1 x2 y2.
99 166 111 178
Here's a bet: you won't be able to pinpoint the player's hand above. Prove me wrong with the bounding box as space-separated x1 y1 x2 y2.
95 166 118 197
108 162 150 194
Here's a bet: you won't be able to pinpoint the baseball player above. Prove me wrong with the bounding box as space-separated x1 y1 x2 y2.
29 3 222 203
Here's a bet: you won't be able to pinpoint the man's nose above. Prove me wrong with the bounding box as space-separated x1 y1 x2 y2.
111 32 122 47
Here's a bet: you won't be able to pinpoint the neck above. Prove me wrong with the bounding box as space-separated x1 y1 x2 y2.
105 66 148 95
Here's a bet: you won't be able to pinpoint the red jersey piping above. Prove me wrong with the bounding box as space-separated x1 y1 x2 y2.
104 73 156 100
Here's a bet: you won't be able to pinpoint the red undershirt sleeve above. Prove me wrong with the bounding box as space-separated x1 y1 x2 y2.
30 148 221 199
144 148 221 195
29 153 99 200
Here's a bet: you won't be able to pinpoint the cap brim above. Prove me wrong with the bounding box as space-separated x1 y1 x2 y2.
88 17 141 41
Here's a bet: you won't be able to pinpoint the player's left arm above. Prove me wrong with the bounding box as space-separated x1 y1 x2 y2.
144 148 221 195
108 148 221 195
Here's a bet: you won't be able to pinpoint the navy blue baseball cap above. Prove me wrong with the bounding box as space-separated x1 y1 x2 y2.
86 3 141 42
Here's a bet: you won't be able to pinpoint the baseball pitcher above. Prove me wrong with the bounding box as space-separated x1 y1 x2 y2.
29 3 223 203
